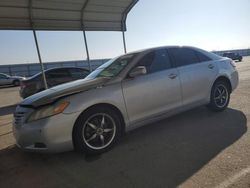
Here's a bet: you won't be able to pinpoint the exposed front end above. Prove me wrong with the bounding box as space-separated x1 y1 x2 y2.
13 104 78 153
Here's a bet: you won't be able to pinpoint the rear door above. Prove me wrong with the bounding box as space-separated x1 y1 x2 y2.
122 49 182 124
168 47 218 106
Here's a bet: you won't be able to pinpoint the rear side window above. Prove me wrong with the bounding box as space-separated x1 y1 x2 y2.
195 51 211 62
137 49 172 73
47 69 70 78
69 68 89 79
168 48 200 67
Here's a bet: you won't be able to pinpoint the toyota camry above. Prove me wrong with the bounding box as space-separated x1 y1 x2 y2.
13 46 239 154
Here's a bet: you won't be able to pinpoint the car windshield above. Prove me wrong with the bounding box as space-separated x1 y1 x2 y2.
86 53 137 79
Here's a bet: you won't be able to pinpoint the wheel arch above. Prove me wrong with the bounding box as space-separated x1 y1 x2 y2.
72 103 126 149
213 75 232 93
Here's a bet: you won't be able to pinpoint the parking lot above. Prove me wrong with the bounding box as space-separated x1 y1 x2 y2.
0 57 250 188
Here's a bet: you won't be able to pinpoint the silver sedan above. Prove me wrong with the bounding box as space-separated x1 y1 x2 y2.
0 73 25 86
13 46 239 154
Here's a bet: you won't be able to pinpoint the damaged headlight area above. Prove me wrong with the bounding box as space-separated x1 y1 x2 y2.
26 101 69 122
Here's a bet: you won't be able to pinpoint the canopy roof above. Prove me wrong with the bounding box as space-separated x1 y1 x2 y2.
0 0 138 31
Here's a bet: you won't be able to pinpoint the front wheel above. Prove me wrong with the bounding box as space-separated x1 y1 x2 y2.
73 107 122 155
207 80 230 112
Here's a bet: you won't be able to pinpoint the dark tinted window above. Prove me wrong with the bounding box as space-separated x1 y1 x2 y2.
137 52 154 72
137 49 171 73
195 51 211 62
69 68 89 79
46 69 70 78
150 49 171 72
168 48 200 67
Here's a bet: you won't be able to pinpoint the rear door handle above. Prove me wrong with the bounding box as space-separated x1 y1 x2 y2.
168 73 177 79
208 64 214 69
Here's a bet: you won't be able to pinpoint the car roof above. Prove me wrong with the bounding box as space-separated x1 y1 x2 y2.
126 45 212 55
124 45 221 61
45 67 88 72
126 45 180 54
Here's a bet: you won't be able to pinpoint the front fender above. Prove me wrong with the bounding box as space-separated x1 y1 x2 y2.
62 82 130 127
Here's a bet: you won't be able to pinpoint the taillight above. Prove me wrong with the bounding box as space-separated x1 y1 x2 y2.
229 60 236 68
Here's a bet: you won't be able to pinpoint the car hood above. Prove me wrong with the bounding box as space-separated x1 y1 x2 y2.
20 77 110 108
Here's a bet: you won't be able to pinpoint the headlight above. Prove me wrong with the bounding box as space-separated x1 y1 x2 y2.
27 101 69 122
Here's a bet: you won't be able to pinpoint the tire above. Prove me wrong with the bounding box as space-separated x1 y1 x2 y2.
73 106 122 155
207 80 230 112
13 80 20 86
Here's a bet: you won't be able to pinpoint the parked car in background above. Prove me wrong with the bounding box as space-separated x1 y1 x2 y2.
223 52 242 62
0 73 25 86
13 46 238 154
20 67 89 98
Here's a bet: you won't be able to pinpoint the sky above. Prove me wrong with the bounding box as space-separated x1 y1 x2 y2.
0 0 249 65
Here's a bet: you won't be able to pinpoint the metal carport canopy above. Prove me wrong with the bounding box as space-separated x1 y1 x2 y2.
0 0 138 31
0 0 138 89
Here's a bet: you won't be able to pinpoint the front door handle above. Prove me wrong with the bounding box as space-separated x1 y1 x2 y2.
208 64 214 69
168 73 177 79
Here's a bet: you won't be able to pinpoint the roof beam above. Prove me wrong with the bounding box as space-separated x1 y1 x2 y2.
0 0 139 31
121 0 138 31
80 0 91 71
81 0 90 29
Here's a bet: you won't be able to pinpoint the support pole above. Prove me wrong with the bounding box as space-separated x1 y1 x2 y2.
32 30 48 89
122 31 127 54
29 0 47 89
82 30 92 72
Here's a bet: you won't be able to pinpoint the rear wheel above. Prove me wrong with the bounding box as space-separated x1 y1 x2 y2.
73 107 122 154
207 80 230 112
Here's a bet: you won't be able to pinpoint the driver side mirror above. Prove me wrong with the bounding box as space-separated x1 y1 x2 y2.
129 66 147 78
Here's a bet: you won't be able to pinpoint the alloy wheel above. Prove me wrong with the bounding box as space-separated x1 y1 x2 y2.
82 113 116 150
213 84 229 108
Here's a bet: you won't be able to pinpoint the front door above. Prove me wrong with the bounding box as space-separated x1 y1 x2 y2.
122 49 182 124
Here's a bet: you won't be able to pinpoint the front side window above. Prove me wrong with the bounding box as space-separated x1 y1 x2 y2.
137 52 154 72
137 49 172 73
168 47 200 67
